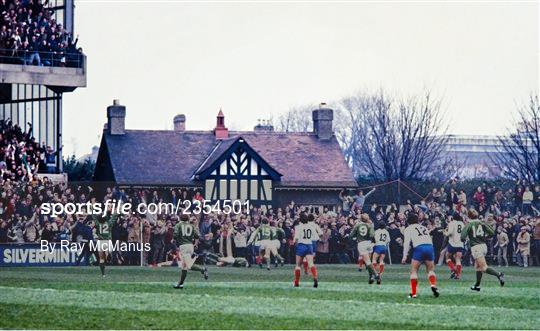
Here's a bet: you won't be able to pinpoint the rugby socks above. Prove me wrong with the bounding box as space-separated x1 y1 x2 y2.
191 264 203 272
475 271 483 286
410 278 418 296
456 264 462 277
379 264 385 274
294 267 301 286
99 263 105 276
179 270 187 285
446 259 456 272
310 266 318 280
485 267 499 277
428 271 437 287
255 256 262 266
372 263 379 273
366 263 375 276
303 260 309 274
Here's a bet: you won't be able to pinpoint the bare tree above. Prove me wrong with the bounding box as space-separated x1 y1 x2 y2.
273 104 315 132
492 95 540 182
274 91 449 181
339 90 449 181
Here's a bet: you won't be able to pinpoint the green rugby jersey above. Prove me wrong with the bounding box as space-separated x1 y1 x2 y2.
460 219 495 246
94 214 118 240
174 221 200 246
254 224 273 241
350 222 374 242
272 227 285 240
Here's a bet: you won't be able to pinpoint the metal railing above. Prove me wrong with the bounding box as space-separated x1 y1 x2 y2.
0 48 85 69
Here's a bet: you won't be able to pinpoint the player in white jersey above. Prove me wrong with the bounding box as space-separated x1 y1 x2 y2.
303 214 322 274
293 213 319 288
444 214 465 279
402 213 440 298
372 222 390 277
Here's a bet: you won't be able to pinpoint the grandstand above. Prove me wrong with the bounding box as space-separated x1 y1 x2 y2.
0 0 85 176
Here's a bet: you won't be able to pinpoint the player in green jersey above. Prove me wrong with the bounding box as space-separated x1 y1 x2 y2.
173 214 208 289
270 222 285 267
461 209 505 291
350 214 380 284
92 211 118 277
247 218 274 270
205 252 249 267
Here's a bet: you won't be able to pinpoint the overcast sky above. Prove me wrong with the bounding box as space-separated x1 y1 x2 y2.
62 1 539 157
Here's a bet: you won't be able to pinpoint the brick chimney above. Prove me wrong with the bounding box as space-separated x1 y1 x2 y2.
107 99 126 135
174 114 186 131
214 109 229 139
312 103 333 140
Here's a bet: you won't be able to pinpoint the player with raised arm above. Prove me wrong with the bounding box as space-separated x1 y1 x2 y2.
445 213 465 279
293 213 318 288
372 222 390 278
402 212 439 298
247 218 274 270
350 214 380 284
92 207 118 278
173 214 208 289
461 209 504 291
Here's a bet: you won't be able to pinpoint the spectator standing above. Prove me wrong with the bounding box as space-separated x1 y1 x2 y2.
522 187 533 215
352 188 376 214
495 227 509 267
516 226 531 267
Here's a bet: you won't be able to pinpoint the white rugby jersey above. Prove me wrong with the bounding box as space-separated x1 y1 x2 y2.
446 220 465 248
294 223 316 244
374 229 390 246
403 224 433 257
307 221 322 241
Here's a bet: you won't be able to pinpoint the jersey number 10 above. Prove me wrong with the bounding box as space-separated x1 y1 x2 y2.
180 224 193 236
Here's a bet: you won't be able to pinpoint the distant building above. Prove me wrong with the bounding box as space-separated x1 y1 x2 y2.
0 0 86 173
443 135 506 178
93 101 357 207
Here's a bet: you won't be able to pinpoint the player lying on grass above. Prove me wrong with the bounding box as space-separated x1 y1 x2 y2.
402 212 440 298
205 225 250 267
293 213 318 288
173 214 208 289
461 209 504 291
372 222 390 278
350 214 380 284
444 213 465 280
247 218 274 270
205 252 249 267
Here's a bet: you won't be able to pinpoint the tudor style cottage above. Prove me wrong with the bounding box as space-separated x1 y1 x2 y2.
93 100 358 207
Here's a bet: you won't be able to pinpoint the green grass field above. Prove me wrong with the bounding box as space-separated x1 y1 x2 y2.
0 264 538 329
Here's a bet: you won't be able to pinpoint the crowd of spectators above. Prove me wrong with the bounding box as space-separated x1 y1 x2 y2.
1 119 60 183
1 173 539 269
0 0 82 67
